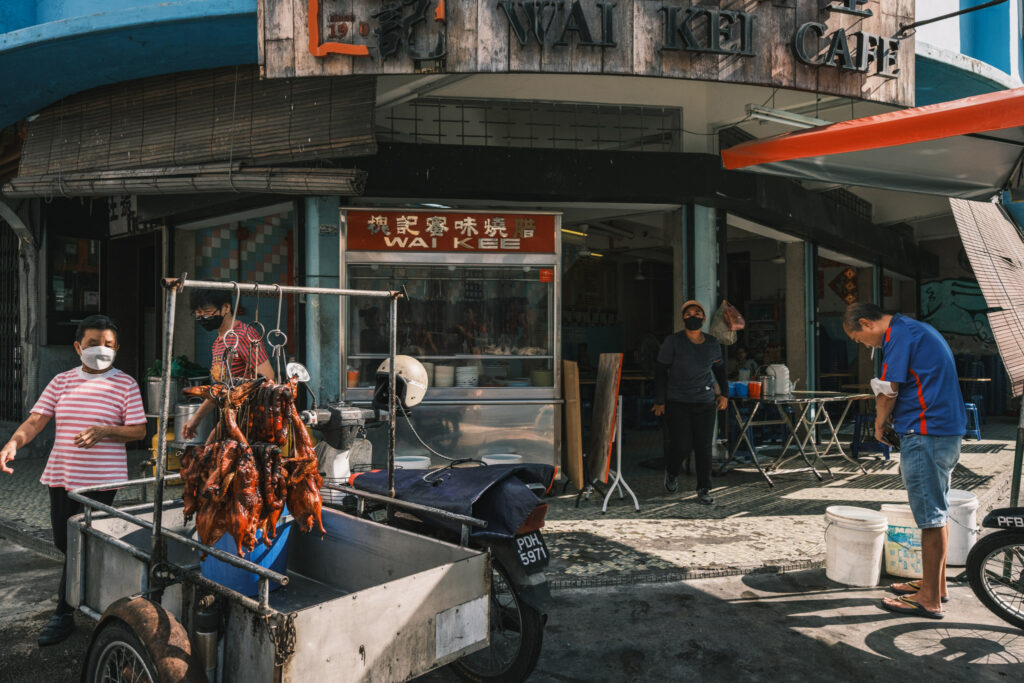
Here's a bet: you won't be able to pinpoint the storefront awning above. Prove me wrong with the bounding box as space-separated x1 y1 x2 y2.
721 88 1024 199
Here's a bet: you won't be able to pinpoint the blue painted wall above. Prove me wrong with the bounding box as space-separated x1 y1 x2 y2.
0 1 257 127
959 0 1012 74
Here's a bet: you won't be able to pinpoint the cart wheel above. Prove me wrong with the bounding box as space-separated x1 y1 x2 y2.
81 597 206 683
83 619 159 683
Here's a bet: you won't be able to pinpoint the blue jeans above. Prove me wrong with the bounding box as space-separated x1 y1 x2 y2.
899 434 961 529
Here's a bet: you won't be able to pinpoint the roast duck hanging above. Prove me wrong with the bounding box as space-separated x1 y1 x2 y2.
179 375 324 556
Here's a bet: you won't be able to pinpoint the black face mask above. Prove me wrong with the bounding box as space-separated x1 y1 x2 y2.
683 316 704 331
197 314 224 331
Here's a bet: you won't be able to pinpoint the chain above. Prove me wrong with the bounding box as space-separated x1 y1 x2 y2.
267 613 297 667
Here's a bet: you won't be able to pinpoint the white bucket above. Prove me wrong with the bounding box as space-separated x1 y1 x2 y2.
482 453 523 466
947 488 980 566
395 455 432 470
881 504 922 579
825 506 888 587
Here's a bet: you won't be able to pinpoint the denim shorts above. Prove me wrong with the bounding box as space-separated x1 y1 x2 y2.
899 433 962 529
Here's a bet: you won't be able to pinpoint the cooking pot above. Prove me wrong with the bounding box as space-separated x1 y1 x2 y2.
146 377 180 414
174 401 216 445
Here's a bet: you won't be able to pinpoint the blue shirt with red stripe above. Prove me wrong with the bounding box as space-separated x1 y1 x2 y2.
881 314 966 436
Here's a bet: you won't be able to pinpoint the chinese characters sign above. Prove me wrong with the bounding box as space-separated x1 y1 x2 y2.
263 0 914 107
346 210 556 253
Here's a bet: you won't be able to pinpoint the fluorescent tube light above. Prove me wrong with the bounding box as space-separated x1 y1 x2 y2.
746 105 830 130
561 228 589 237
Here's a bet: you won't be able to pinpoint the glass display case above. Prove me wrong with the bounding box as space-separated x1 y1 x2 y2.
341 208 561 466
346 263 555 391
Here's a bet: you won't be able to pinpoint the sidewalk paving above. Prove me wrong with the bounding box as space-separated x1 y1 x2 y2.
0 420 1018 588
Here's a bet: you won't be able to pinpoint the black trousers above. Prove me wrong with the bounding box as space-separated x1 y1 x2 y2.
50 486 117 615
665 401 717 492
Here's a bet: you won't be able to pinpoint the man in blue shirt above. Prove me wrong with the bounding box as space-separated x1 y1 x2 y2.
844 302 966 620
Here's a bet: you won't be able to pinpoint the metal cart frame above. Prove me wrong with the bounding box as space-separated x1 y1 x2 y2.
69 275 492 681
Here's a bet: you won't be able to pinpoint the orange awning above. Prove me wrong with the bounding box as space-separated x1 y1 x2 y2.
721 88 1024 199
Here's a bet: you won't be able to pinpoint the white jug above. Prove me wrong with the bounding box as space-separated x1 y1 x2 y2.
766 364 790 395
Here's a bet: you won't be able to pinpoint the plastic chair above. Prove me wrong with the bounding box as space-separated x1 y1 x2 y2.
964 403 982 441
968 393 986 425
850 413 891 460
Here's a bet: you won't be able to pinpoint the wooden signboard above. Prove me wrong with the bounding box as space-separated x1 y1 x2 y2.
586 353 623 485
260 0 915 107
562 360 584 492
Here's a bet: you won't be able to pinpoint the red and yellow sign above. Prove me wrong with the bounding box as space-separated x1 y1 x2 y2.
345 210 556 253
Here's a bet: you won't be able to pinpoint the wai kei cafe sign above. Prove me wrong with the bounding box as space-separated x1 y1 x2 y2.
260 0 913 106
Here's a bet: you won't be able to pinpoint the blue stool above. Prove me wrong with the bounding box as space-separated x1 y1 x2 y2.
851 413 891 460
968 393 986 424
964 403 982 441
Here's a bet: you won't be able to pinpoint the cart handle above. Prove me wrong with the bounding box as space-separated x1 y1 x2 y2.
69 480 290 585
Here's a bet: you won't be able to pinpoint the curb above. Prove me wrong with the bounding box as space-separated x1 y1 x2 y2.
0 517 60 562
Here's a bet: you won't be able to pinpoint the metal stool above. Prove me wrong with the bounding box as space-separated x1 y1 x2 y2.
964 403 982 441
851 412 891 460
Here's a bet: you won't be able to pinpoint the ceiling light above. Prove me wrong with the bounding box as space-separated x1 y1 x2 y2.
421 202 451 209
561 228 589 237
746 105 830 130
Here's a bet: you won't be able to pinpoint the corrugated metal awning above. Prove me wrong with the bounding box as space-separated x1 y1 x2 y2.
721 88 1024 200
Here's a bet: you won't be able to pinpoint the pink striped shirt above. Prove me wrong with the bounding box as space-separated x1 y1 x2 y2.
32 368 147 490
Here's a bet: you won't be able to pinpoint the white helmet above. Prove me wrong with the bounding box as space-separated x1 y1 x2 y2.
375 355 429 409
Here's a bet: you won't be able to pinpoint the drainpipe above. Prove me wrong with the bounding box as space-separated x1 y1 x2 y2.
0 199 39 417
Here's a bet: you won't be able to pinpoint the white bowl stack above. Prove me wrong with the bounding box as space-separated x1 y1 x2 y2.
455 365 479 387
434 365 455 387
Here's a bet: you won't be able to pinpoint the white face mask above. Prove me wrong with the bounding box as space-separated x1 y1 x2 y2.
81 346 116 371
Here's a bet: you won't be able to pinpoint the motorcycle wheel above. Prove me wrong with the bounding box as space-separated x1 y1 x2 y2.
450 560 545 683
966 530 1024 630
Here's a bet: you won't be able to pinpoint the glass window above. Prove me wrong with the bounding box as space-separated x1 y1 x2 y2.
47 236 102 344
347 263 554 388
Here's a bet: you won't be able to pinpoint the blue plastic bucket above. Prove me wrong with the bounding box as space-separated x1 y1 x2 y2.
199 507 292 597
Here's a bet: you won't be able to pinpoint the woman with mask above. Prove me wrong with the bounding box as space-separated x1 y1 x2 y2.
0 315 147 646
181 289 275 440
652 301 728 504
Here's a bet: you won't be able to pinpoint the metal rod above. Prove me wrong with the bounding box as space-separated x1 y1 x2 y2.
323 483 487 528
76 521 152 563
162 277 401 300
388 294 398 499
150 277 180 604
66 492 289 583
79 605 102 621
897 0 1008 37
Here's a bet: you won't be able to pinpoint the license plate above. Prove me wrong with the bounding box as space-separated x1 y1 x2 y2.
514 531 550 571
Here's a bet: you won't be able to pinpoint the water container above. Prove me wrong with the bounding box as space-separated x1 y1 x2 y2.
946 489 980 566
881 504 922 578
395 455 432 469
200 508 292 597
825 506 887 587
482 454 523 466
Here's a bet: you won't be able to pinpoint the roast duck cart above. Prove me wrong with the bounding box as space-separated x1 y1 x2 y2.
67 277 496 683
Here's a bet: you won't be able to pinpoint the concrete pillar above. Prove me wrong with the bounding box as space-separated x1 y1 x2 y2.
669 209 685 330
784 242 807 390
693 205 718 321
304 197 341 404
172 229 196 362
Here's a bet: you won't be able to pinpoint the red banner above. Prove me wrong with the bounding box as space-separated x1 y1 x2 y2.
346 210 556 253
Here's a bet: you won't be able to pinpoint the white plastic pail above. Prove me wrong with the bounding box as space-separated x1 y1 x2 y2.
482 453 523 466
395 455 432 469
947 489 980 566
881 504 922 578
825 506 888 587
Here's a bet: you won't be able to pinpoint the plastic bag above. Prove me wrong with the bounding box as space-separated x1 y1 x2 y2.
722 300 745 331
709 302 737 346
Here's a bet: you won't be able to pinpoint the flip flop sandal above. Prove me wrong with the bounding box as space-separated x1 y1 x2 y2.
887 580 950 603
879 595 944 620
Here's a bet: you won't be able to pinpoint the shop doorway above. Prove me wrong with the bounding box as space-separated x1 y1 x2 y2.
105 231 164 383
724 215 805 383
815 248 874 392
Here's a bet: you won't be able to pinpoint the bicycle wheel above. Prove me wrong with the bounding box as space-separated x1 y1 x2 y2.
966 530 1024 630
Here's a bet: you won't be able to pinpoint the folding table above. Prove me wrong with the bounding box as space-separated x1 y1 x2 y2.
721 391 873 488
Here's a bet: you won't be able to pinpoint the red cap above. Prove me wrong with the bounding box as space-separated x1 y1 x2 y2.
681 300 706 317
